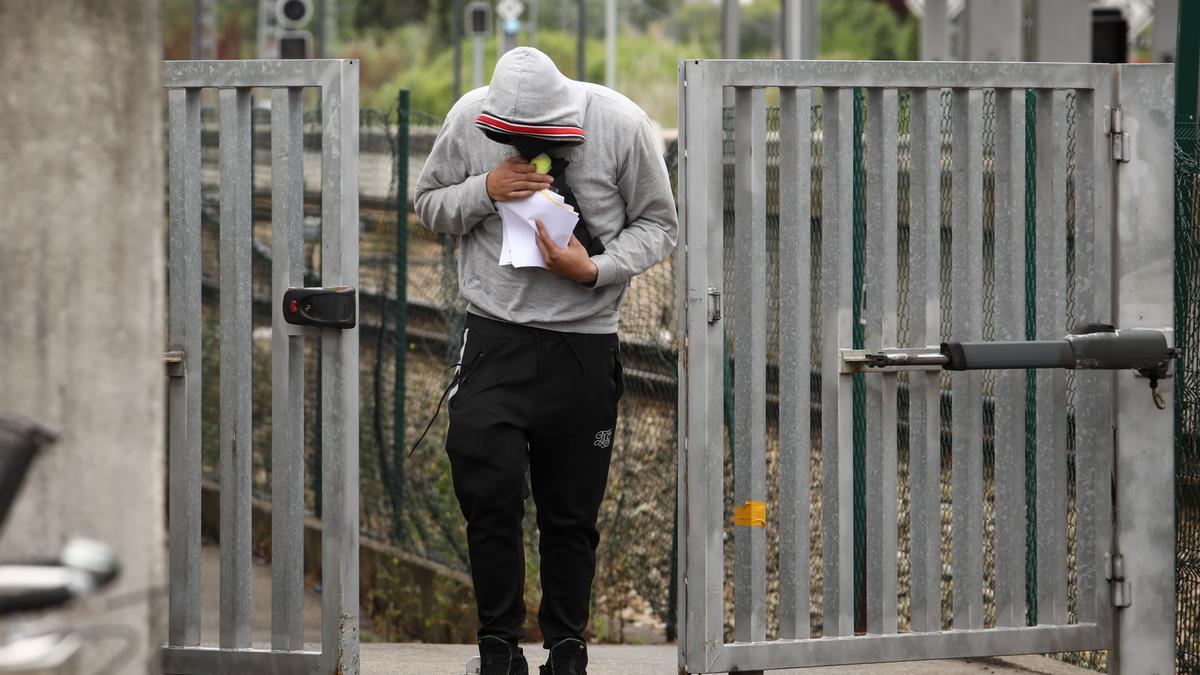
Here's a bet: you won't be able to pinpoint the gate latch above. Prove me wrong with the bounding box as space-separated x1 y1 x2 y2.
282 287 357 329
1106 552 1131 608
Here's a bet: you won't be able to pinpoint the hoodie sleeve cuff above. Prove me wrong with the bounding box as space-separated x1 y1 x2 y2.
467 172 498 220
587 253 622 288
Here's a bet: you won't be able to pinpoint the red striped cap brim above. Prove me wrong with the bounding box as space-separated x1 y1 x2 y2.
475 113 585 143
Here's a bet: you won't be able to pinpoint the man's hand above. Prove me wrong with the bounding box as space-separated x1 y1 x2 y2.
486 156 553 202
535 219 598 284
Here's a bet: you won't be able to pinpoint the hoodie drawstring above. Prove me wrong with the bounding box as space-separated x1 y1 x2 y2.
409 351 483 457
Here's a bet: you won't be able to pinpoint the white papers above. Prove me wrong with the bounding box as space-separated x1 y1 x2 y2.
496 189 579 269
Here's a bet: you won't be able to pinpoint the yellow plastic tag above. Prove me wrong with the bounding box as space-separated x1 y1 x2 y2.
733 500 767 527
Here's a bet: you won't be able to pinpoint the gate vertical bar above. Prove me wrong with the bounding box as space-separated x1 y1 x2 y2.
1034 88 1068 627
218 85 254 650
168 87 203 647
906 87 943 634
733 86 768 644
1112 63 1176 674
821 86 856 638
1085 73 1116 633
320 59 361 673
1070 89 1100 627
992 87 1028 629
271 85 306 651
864 87 899 635
678 60 726 673
777 86 812 641
950 87 985 631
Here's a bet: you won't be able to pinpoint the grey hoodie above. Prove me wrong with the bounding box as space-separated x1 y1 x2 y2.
414 48 678 334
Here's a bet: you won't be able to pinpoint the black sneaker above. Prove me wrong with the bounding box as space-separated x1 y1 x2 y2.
479 636 529 675
538 638 587 675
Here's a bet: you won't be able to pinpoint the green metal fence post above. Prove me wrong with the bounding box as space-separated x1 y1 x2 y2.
393 90 410 543
1175 6 1198 671
1178 4 1199 125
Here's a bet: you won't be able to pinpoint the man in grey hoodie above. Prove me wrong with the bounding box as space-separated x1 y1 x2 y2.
415 48 677 675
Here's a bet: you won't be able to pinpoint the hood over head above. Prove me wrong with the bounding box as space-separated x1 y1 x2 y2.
476 48 587 158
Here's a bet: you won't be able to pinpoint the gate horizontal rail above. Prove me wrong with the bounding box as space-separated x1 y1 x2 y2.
163 59 360 675
676 59 1174 674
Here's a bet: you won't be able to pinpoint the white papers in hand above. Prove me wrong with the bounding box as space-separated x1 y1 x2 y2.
496 189 579 269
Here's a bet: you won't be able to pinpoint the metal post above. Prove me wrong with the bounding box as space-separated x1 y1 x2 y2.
605 0 616 88
193 0 216 60
965 0 1022 61
322 0 337 57
1179 0 1200 122
529 0 538 47
501 26 516 56
473 35 486 89
1032 0 1090 63
1152 0 1178 64
921 0 949 61
722 0 739 59
1111 63 1176 675
577 0 586 80
257 0 277 58
781 0 818 59
393 89 410 541
453 0 463 98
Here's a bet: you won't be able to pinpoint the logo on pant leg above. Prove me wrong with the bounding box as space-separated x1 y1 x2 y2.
593 429 612 448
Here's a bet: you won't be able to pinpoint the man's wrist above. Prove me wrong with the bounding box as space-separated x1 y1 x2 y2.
580 260 598 284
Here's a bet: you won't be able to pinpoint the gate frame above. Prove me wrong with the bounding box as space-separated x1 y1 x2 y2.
162 59 360 675
675 60 1174 674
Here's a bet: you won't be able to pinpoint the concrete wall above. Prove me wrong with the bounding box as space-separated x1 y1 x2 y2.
0 2 165 673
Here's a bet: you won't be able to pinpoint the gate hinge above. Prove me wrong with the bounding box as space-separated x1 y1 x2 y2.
707 287 722 324
1106 552 1132 608
1109 107 1131 163
163 351 185 378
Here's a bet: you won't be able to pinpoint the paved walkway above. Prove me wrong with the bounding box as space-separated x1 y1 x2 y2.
359 643 1095 675
200 545 1093 674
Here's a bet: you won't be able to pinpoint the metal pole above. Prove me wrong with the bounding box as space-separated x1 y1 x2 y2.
453 0 463 98
322 0 337 58
393 89 410 542
1032 0 1090 63
921 0 949 61
1153 0 1179 63
193 0 216 60
1179 0 1200 122
501 27 516 56
257 0 276 58
1111 63 1176 675
473 35 486 88
529 0 538 47
964 0 1022 61
577 0 586 81
781 0 818 59
722 0 739 59
605 0 616 88
722 0 738 105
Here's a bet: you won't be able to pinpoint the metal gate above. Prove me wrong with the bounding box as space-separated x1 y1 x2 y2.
162 60 360 675
676 61 1175 673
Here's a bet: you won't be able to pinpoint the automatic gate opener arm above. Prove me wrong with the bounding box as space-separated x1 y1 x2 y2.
854 324 1178 409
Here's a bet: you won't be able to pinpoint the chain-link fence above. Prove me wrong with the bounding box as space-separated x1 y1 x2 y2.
191 91 681 643
709 89 1104 668
184 84 1199 663
1175 112 1200 673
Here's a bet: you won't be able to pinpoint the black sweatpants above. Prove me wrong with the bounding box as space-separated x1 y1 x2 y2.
445 313 623 646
